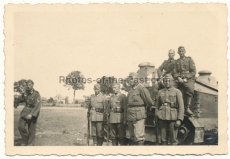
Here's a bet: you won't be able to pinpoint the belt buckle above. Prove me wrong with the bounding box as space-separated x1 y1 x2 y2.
164 103 168 106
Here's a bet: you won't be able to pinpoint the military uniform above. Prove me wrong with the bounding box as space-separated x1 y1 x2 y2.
157 59 176 90
108 92 127 145
15 89 41 146
173 56 196 114
157 59 176 77
127 84 153 145
156 86 184 145
88 92 108 146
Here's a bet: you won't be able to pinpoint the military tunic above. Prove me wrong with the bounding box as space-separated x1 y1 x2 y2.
15 89 42 146
157 59 176 90
127 84 153 142
157 59 176 77
108 93 127 141
88 93 108 138
173 56 196 97
156 86 184 144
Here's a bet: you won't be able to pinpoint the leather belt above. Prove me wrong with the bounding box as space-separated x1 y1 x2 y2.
162 103 170 106
128 105 145 108
161 103 178 109
91 108 104 113
26 105 34 108
180 71 189 74
111 107 123 113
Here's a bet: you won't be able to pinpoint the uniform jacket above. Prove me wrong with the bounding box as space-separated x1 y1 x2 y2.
127 84 153 121
108 92 127 123
173 56 196 79
156 86 184 121
88 93 108 122
15 89 42 118
157 59 175 77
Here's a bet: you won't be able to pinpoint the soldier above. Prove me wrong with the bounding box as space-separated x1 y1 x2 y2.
127 73 153 145
14 79 42 146
87 84 108 146
173 46 196 115
157 49 176 78
157 49 176 90
108 83 127 146
155 74 184 145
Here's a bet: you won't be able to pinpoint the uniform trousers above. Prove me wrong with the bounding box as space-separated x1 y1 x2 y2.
91 121 104 137
128 119 145 142
159 119 178 144
174 79 195 97
110 123 126 139
18 116 37 146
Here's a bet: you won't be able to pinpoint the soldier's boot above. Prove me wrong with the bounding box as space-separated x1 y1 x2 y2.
97 137 104 146
93 137 97 146
112 139 118 146
137 140 145 146
118 139 126 146
186 96 193 115
161 141 167 145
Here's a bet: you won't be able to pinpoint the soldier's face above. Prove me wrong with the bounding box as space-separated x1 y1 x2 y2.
94 88 100 95
27 82 34 91
168 51 175 59
112 85 120 94
163 78 173 88
178 48 186 57
129 78 138 87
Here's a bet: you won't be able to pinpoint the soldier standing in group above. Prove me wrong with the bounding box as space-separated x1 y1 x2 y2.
155 74 184 145
14 79 42 146
108 83 127 146
173 46 196 115
87 84 108 146
127 73 153 145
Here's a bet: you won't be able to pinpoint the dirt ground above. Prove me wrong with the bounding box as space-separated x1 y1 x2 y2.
14 106 89 146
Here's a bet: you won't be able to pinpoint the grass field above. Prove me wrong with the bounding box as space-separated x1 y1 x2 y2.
14 106 88 146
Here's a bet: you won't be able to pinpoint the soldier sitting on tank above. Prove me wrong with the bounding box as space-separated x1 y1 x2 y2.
157 49 176 90
126 73 153 145
173 46 196 115
108 83 127 146
155 74 184 145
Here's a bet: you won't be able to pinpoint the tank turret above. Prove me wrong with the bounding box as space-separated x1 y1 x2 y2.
137 62 158 87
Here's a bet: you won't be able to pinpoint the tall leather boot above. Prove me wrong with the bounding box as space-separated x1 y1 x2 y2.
97 137 104 146
118 139 126 146
93 137 97 146
112 139 118 146
186 96 193 115
137 140 145 146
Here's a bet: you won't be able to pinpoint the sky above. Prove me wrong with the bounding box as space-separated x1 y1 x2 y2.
13 4 222 100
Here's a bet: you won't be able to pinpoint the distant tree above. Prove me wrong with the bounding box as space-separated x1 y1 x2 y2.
64 71 85 104
14 79 27 94
97 76 117 95
47 97 54 103
65 96 69 104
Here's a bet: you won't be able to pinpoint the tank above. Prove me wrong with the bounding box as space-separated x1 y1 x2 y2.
125 63 218 145
178 70 218 145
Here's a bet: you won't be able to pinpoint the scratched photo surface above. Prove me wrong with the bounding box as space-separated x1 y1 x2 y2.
5 3 227 155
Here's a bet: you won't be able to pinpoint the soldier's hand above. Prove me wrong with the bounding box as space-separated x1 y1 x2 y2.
87 112 90 117
25 114 32 120
178 77 184 83
183 78 187 83
175 120 182 128
153 116 158 125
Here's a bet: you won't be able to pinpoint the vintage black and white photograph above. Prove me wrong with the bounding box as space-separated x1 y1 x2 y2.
4 3 227 155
